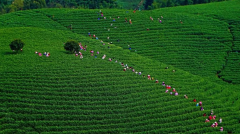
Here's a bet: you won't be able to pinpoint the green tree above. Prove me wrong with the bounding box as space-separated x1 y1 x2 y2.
5 4 17 12
184 0 193 5
23 0 46 9
9 39 25 53
55 3 63 8
167 0 174 7
12 0 24 10
144 0 154 10
64 40 80 53
152 1 161 9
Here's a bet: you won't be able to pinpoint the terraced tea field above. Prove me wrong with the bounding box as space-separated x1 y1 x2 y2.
0 0 240 133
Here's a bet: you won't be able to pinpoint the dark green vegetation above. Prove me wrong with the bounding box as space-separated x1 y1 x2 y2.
9 39 25 53
0 0 226 14
117 0 143 9
64 40 80 53
0 0 240 133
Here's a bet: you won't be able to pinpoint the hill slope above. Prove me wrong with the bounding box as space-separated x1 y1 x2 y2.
0 1 240 133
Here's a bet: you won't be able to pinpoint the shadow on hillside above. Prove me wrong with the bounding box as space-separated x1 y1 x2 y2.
3 51 18 55
61 51 73 54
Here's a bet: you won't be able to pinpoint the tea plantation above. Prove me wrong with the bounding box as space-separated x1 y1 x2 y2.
0 0 240 133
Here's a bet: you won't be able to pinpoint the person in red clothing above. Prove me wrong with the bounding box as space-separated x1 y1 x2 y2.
209 115 213 120
193 98 196 102
155 80 159 83
203 113 207 116
147 75 151 80
125 18 128 22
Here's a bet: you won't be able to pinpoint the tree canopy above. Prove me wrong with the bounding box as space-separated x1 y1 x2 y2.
0 0 226 14
9 39 25 53
144 0 154 10
64 40 80 53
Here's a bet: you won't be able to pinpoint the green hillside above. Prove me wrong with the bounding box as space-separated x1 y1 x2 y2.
116 0 142 9
0 0 240 133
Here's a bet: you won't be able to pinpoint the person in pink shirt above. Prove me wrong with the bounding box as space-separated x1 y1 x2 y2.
205 119 210 123
199 101 202 106
165 89 169 93
175 92 178 96
172 88 176 92
213 115 216 120
214 122 218 127
90 50 94 56
211 123 215 127
220 127 223 131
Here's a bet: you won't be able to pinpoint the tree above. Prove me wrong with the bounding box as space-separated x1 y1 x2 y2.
23 0 46 9
152 1 161 9
166 0 174 7
64 40 80 53
5 4 17 13
12 0 24 10
184 0 193 5
144 0 154 10
9 39 25 53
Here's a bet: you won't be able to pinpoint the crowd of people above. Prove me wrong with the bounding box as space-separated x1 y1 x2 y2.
72 9 224 132
35 51 50 57
194 98 224 131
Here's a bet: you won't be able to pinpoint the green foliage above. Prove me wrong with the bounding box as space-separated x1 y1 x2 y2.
145 0 154 10
64 40 80 53
0 1 240 133
23 0 46 10
9 39 25 52
5 4 17 13
12 0 24 10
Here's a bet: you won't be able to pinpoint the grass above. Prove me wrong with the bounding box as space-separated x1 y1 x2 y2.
0 0 240 133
